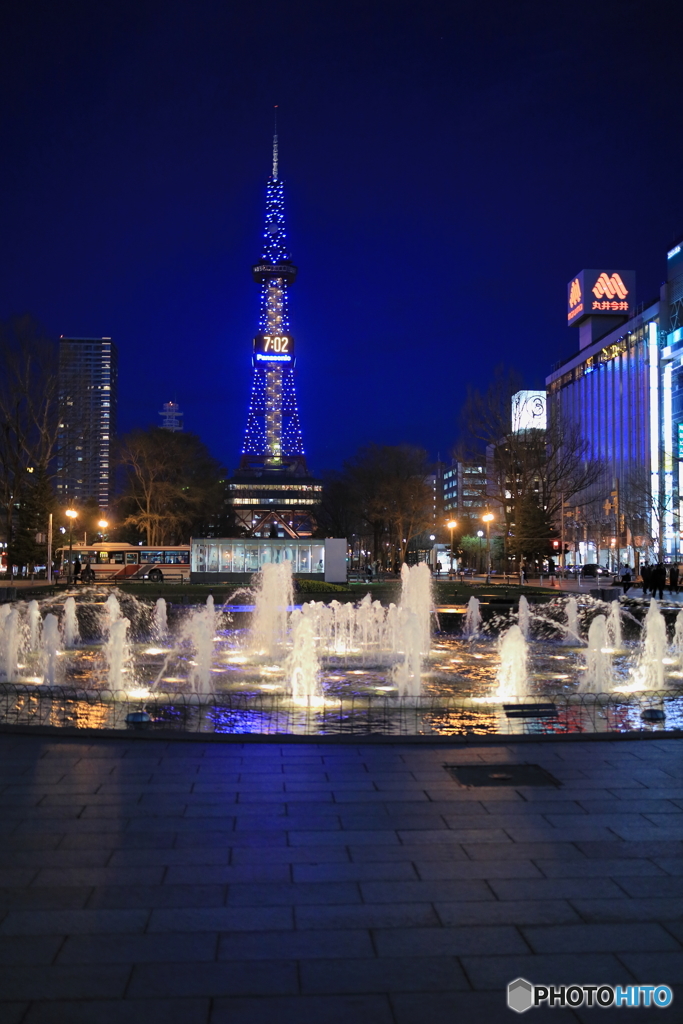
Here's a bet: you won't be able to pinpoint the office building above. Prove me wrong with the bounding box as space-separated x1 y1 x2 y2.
547 264 673 563
57 337 118 509
442 462 488 517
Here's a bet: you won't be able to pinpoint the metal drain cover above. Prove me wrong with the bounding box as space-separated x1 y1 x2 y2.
444 763 561 787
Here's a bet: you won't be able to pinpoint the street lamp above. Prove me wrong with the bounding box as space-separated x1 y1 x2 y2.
447 520 457 576
65 509 78 584
482 512 494 584
98 519 108 532
476 530 484 574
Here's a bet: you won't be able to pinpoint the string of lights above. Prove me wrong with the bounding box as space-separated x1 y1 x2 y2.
241 139 305 461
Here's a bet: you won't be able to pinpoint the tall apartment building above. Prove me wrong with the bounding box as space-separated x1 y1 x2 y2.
57 337 118 509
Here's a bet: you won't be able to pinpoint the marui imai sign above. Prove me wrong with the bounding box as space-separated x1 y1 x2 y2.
567 269 635 326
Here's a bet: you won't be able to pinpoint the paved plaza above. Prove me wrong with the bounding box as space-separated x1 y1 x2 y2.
0 731 681 1023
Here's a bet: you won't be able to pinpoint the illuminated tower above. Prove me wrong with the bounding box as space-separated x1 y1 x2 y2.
240 125 306 473
230 121 321 538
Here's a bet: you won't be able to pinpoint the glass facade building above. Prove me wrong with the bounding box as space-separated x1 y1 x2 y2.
189 536 348 583
192 538 325 576
547 301 666 561
56 337 118 509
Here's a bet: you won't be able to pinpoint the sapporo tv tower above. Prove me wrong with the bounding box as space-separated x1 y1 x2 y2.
230 112 321 538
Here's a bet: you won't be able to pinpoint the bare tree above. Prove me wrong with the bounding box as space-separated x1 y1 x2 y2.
323 445 433 564
460 368 602 566
118 428 225 545
0 317 60 554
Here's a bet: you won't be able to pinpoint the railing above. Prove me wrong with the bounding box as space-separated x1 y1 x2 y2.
0 684 680 737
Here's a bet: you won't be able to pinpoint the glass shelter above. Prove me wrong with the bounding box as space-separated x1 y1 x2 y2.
191 538 325 577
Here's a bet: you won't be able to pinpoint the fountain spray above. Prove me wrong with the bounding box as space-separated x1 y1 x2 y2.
287 610 322 703
463 596 481 638
495 624 528 700
62 597 80 648
27 600 41 652
42 614 60 686
582 615 611 693
251 562 293 656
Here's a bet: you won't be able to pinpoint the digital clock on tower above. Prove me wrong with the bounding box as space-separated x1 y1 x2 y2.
252 333 295 363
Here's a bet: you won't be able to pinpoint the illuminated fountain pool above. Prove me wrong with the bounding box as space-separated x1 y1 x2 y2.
0 566 682 736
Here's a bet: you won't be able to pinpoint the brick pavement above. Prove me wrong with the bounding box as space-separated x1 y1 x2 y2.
0 732 681 1023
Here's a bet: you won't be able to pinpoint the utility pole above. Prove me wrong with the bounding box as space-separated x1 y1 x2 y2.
46 513 53 584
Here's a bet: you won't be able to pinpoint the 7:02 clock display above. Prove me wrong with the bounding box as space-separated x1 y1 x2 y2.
253 333 295 363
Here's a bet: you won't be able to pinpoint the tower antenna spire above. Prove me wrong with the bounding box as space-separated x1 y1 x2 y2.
272 105 279 180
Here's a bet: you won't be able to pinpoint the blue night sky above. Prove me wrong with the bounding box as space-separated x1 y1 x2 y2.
1 0 682 473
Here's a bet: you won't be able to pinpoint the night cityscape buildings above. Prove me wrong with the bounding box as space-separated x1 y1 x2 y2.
56 336 118 510
227 126 321 538
546 243 683 567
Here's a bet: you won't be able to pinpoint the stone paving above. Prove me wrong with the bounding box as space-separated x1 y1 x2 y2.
0 732 681 1023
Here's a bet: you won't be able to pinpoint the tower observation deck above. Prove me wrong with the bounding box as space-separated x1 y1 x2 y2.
230 122 321 539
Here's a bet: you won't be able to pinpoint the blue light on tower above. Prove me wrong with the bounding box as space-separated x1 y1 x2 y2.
240 121 306 469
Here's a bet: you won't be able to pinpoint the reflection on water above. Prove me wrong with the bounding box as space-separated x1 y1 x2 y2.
2 588 683 737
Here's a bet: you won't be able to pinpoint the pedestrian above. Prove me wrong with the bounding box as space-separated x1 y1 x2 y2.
670 563 679 595
620 565 632 595
436 560 442 578
652 561 667 600
73 558 81 584
641 562 651 596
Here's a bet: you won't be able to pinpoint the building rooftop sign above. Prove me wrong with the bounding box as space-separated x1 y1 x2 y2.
511 390 546 432
567 269 635 326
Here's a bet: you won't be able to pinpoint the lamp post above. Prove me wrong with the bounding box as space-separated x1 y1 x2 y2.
65 509 78 584
447 520 457 576
476 530 484 574
482 513 494 584
98 519 108 536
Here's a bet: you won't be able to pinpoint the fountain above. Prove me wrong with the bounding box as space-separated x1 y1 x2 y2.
463 596 481 638
0 607 20 681
103 593 121 637
42 613 60 686
153 598 168 638
106 617 132 689
251 562 293 656
495 624 527 699
674 610 683 665
581 614 611 692
287 610 322 703
400 563 432 653
562 596 580 645
27 600 41 652
606 600 622 650
185 599 215 695
1 574 681 739
631 599 668 691
62 596 80 648
518 595 531 639
393 607 423 696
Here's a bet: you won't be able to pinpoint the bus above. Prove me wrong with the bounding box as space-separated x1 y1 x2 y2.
57 542 191 583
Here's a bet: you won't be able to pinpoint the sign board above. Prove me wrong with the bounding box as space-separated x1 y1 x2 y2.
511 390 547 433
567 269 635 326
253 333 295 365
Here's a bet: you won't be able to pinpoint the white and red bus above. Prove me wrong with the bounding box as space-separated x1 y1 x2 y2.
57 542 191 583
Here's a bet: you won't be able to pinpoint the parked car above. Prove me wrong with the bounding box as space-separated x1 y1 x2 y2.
579 564 611 578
